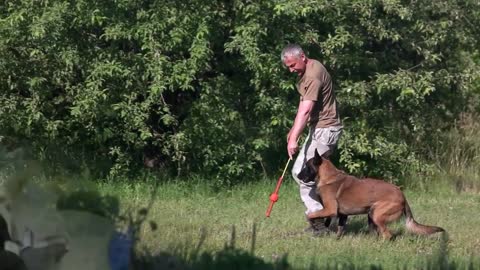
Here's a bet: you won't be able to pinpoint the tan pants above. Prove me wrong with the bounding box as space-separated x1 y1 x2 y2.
291 126 343 215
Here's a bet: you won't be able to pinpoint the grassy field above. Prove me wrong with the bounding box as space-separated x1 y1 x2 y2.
91 176 480 269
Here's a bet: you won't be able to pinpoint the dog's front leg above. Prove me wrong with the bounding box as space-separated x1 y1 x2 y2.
307 207 337 219
307 186 338 219
336 214 348 238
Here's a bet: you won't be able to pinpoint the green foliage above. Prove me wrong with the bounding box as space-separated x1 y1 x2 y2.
0 1 479 183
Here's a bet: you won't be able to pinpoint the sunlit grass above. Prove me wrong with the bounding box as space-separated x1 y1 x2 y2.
94 177 480 269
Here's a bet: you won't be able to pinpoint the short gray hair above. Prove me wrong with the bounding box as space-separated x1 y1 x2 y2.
281 44 304 62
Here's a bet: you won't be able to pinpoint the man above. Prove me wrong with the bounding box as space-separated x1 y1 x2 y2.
281 44 343 235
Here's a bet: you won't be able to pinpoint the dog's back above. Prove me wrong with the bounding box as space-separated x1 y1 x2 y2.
312 155 444 239
334 175 405 216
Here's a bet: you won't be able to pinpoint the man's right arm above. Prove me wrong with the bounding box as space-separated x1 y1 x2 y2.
287 99 315 159
287 100 301 142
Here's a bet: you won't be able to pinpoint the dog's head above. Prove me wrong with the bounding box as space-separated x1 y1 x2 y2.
297 150 322 183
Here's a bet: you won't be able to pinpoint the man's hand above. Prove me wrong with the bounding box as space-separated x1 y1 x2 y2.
287 138 298 160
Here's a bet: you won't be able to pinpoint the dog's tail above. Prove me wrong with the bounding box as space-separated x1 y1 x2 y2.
404 201 444 235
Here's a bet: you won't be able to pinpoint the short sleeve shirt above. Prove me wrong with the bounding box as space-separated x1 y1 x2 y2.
297 59 341 128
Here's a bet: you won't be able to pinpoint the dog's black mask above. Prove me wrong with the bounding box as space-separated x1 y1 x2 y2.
297 151 322 183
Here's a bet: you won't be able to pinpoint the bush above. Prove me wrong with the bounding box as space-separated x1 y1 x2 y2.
0 1 479 183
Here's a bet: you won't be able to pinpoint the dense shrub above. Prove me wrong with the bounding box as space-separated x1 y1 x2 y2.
0 1 479 183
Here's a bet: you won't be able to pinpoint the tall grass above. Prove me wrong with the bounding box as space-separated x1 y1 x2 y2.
427 113 480 192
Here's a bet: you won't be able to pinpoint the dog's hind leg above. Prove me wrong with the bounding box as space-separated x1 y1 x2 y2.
336 214 348 238
371 202 403 240
367 213 378 235
371 216 392 240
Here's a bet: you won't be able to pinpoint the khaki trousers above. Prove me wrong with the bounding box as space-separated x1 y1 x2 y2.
291 126 343 215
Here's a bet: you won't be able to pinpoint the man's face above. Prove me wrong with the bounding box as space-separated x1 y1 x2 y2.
283 54 306 76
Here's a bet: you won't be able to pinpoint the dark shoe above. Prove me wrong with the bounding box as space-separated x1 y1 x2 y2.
306 218 331 236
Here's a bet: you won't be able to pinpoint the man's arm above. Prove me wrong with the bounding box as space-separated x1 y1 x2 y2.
287 99 315 159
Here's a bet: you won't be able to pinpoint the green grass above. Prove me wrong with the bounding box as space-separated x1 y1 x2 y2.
2 115 480 269
92 177 480 269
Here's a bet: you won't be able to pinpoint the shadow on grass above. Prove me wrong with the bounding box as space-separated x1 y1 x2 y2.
134 246 289 270
333 216 407 239
133 224 289 270
341 216 368 235
132 227 478 270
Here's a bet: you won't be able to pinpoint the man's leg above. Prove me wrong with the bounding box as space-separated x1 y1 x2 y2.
291 128 330 235
306 126 343 235
316 126 343 157
291 129 324 216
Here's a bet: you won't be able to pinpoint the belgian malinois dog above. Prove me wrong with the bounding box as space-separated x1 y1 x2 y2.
302 151 445 239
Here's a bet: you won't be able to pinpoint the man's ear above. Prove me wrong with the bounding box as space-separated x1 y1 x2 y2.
301 53 306 62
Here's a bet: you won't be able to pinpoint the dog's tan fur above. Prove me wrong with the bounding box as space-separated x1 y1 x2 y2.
304 152 444 239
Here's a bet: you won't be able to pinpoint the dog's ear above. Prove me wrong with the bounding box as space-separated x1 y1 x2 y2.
313 150 322 167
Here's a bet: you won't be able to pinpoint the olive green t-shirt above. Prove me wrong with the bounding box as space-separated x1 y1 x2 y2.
296 59 341 128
